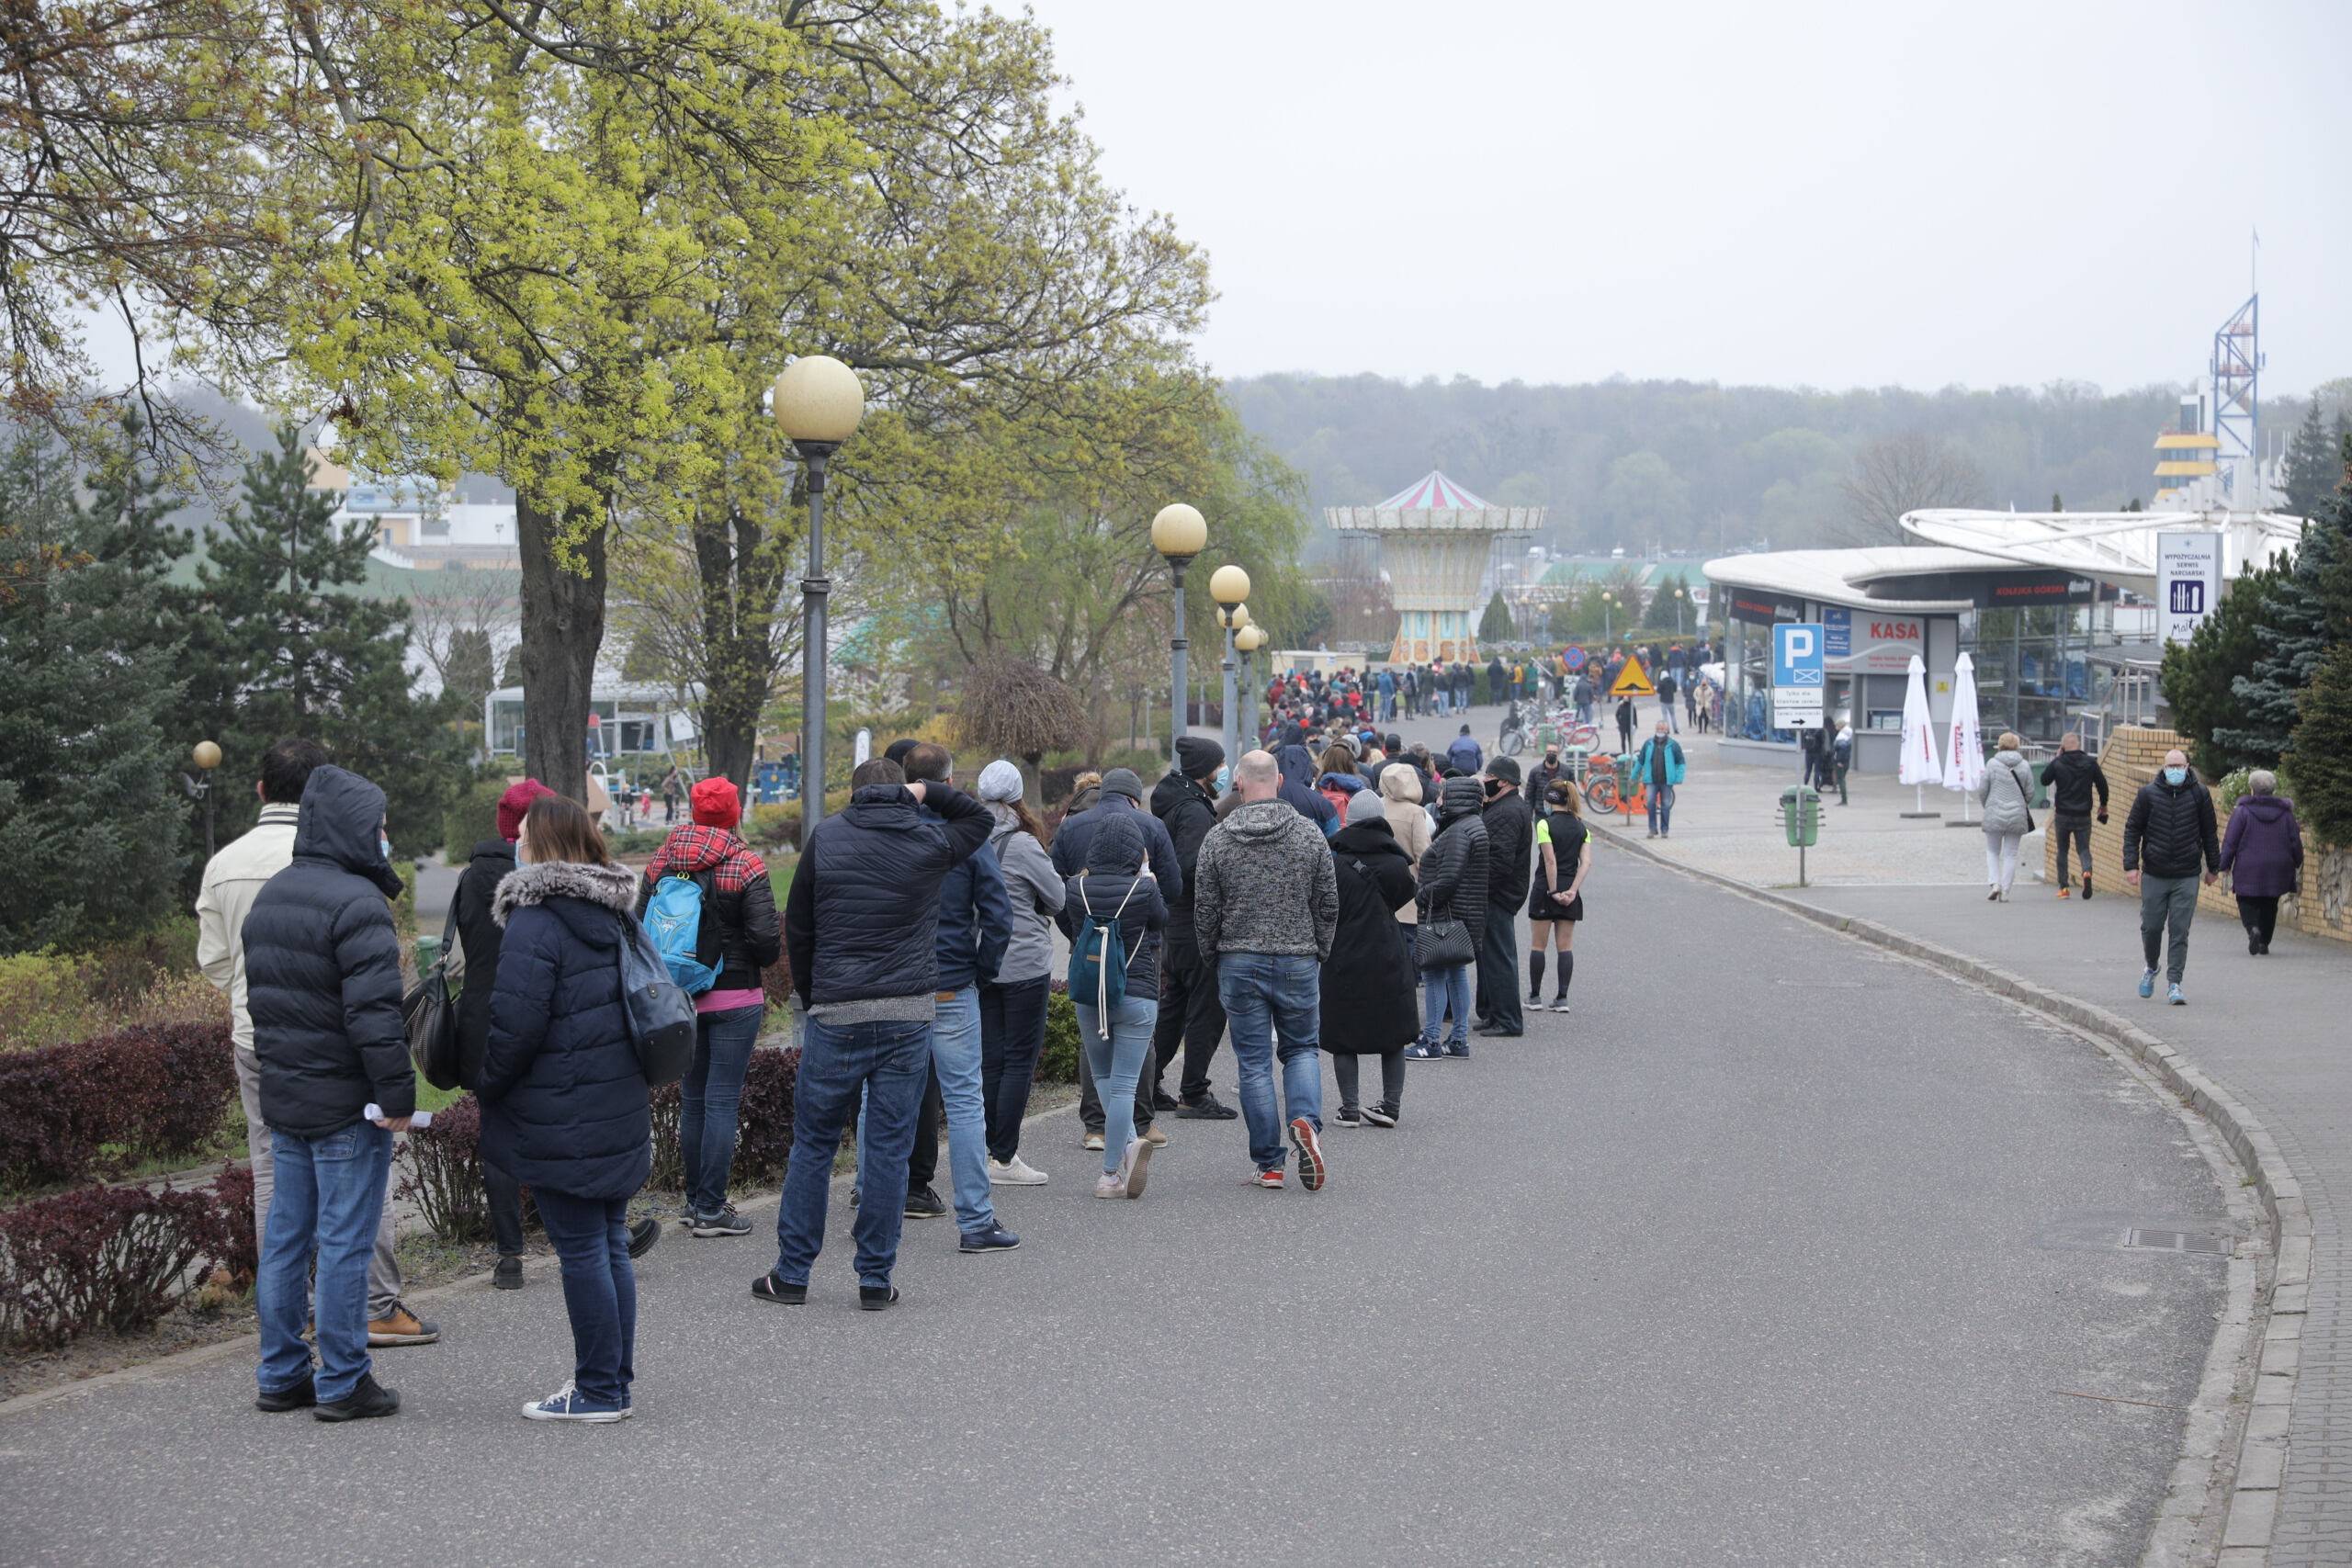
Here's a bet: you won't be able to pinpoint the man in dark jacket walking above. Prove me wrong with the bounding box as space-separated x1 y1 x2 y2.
244 764 418 1421
1149 738 1235 1120
764 757 993 1309
2040 733 2110 899
2122 749 2221 1005
874 745 1016 1252
1194 751 1340 1191
1446 724 1483 775
1475 758 1535 1038
1055 766 1182 1143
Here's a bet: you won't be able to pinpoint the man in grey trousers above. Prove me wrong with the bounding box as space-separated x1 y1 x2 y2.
2121 749 2221 1007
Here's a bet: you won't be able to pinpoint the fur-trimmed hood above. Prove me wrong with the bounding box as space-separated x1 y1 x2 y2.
492 859 639 929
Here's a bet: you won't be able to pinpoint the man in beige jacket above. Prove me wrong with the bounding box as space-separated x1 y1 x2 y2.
196 738 437 1348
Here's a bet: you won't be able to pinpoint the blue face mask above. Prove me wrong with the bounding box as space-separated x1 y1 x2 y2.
379 835 394 862
2163 766 2188 786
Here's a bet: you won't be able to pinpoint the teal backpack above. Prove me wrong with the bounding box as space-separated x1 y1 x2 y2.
1064 872 1141 1013
641 870 719 996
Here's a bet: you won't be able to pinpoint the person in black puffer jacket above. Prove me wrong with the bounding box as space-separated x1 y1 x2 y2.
452 777 552 1282
1476 758 1535 1038
243 763 415 1421
2039 734 2110 897
1148 738 1233 1118
1064 810 1169 1198
1408 776 1488 1061
481 794 651 1422
2122 749 2221 1001
636 776 780 1238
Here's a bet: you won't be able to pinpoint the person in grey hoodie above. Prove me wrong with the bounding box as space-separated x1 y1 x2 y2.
1977 732 2038 901
1193 750 1340 1192
976 761 1065 1185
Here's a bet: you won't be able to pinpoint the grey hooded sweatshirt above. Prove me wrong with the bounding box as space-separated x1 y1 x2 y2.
1193 798 1340 963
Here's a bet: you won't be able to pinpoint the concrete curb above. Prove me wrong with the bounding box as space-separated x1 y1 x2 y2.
1592 821 2298 1564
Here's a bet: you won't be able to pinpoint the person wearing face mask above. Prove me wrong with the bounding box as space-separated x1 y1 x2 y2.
2122 749 2221 1006
1474 758 1534 1039
1632 721 1686 840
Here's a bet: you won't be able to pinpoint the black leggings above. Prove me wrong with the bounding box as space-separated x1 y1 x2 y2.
2238 895 2281 948
1333 1051 1405 1114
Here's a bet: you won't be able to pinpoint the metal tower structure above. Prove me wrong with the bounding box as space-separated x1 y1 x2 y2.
2211 292 2260 498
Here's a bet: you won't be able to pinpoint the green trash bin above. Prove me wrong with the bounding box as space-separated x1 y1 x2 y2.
1780 785 1821 848
414 933 442 974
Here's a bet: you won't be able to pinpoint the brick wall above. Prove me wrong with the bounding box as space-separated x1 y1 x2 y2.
2044 726 2352 944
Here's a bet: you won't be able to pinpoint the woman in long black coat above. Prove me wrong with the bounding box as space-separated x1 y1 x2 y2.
1323 791 1421 1128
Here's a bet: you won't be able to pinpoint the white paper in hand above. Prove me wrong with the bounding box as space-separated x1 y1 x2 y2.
364 1103 432 1129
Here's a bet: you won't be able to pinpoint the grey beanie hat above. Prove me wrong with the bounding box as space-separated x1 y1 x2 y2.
1345 788 1386 826
1100 767 1145 805
977 759 1024 803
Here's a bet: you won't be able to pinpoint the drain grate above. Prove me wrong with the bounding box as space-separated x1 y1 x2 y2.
2124 1228 2231 1255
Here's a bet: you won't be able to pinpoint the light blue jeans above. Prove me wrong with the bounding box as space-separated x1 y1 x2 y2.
860 987 994 1235
1420 964 1472 1049
1077 994 1159 1175
1216 953 1324 1173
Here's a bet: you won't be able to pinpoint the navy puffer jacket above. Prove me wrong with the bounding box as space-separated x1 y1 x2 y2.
785 783 993 1008
478 860 651 1201
1061 811 1169 998
243 766 413 1138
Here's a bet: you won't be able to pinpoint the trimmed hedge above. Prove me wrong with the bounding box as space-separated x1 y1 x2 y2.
0 1021 237 1190
0 1173 246 1348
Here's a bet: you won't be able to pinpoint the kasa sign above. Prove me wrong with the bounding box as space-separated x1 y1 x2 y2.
1824 607 1925 673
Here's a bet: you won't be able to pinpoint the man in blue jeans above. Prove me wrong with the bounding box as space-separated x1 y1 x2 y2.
861 744 1017 1255
763 756 995 1309
240 764 416 1420
1632 721 1686 840
1193 750 1340 1191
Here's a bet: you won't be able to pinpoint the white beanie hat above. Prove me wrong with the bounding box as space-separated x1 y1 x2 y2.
977 759 1024 803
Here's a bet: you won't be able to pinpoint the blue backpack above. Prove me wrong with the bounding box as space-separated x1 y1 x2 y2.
1064 873 1141 1014
642 871 719 996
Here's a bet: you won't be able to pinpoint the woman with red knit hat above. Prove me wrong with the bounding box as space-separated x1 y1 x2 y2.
637 775 781 1239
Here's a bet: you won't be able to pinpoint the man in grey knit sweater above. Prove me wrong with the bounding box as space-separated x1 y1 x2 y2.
1193 750 1340 1191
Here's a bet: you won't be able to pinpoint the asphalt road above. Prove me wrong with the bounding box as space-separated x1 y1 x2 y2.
0 851 2232 1567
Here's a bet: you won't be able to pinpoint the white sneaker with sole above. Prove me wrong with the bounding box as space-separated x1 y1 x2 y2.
988 1156 1049 1186
521 1381 627 1423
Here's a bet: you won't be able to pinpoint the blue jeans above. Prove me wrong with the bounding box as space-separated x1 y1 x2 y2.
1077 995 1159 1175
1216 953 1324 1173
777 1015 932 1290
859 987 994 1235
531 1187 634 1410
1420 964 1471 1048
681 1003 763 1218
1648 783 1675 835
256 1121 391 1403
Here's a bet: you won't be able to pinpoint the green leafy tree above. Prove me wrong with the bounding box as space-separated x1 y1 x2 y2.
2162 559 2287 775
2281 403 2340 519
1477 592 1514 645
183 424 466 851
2296 641 2352 846
0 433 189 949
2223 489 2352 764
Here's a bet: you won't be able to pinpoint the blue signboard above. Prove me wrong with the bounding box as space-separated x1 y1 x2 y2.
1563 645 1587 671
1823 607 1852 662
1772 623 1826 687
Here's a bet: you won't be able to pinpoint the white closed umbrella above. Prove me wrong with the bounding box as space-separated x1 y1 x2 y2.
1941 650 1985 824
1898 653 1942 817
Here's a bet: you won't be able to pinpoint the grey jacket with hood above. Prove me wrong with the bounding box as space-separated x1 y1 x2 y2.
1978 748 2038 835
988 807 1066 985
1193 798 1340 961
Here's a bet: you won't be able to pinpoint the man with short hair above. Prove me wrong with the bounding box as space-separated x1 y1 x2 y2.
2123 749 2220 1006
764 756 994 1309
1193 750 1339 1191
1446 723 1483 775
1055 766 1183 1145
1528 742 1567 801
1475 758 1534 1038
2041 732 2111 898
198 739 436 1359
1149 738 1234 1121
1633 720 1686 839
879 743 1017 1252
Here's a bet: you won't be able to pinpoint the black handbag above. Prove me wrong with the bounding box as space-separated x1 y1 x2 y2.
1416 906 1476 970
401 904 464 1090
613 914 698 1087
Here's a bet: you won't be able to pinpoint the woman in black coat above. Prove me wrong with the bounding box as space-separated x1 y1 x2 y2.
481 795 652 1424
1325 791 1420 1127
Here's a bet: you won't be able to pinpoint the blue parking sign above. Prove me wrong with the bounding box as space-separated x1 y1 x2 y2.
1772 623 1826 687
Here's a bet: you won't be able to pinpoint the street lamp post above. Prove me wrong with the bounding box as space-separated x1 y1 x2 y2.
1235 624 1266 748
774 355 865 852
1210 565 1250 769
1675 587 1687 636
1601 591 1615 643
1151 504 1207 769
188 740 220 860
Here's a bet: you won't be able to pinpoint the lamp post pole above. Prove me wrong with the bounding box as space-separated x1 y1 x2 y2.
774 355 865 853
1220 620 1239 768
1151 504 1208 771
1208 564 1251 773
1602 592 1613 643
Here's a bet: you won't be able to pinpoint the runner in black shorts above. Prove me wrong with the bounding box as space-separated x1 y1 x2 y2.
1525 780 1592 1013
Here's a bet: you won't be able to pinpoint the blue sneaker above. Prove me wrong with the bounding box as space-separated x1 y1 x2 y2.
2137 969 2156 999
959 1224 1021 1255
2168 984 2187 1006
1403 1042 1442 1061
521 1382 626 1423
1444 1042 1472 1060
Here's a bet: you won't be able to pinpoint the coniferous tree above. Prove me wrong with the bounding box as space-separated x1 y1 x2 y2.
1477 592 1515 645
2281 403 2340 520
2220 486 2351 766
2296 640 2352 846
2162 559 2287 775
445 626 497 719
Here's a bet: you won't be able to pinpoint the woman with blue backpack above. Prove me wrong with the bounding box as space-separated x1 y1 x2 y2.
1064 810 1168 1200
635 776 780 1240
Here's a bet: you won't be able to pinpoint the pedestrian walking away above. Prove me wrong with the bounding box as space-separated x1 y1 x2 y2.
1063 811 1168 1198
764 756 993 1311
1475 757 1534 1038
638 776 780 1241
1525 779 1591 1012
1054 764 1184 1145
2040 732 2109 898
241 764 422 1422
1656 669 1679 733
2218 769 2303 955
1446 723 1483 776
1830 719 1852 806
480 795 652 1422
198 739 435 1342
1149 738 1236 1122
976 761 1066 1186
1977 732 2036 902
1615 694 1637 755
1632 722 1685 840
1324 790 1419 1128
2122 749 2221 1006
1193 750 1340 1191
1408 776 1488 1062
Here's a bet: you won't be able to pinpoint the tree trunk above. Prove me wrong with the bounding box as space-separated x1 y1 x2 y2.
515 491 609 804
692 493 794 800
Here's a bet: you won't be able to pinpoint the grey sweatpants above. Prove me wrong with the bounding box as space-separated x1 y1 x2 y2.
2139 874 2200 985
236 1047 404 1317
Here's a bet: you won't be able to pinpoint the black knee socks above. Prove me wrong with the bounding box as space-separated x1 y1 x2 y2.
1528 951 1545 995
1555 951 1574 998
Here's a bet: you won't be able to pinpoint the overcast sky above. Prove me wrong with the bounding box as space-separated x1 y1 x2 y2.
1029 0 2352 396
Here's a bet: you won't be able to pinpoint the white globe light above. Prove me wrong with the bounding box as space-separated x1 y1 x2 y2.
772 355 865 445
1150 502 1206 559
1209 564 1251 605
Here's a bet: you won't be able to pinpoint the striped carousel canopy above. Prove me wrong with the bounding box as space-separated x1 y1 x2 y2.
1375 470 1491 511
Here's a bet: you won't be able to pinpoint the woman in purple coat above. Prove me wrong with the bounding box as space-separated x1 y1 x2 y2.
2219 770 2304 955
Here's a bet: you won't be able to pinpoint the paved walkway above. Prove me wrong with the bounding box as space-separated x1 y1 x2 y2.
1558 715 2352 1565
1 793 2230 1564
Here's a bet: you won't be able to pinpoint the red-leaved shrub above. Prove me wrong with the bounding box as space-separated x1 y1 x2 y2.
647 1043 799 1193
396 1095 501 1244
0 1180 242 1348
0 1022 236 1189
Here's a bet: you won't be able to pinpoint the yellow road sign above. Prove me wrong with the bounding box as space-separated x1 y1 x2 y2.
1607 653 1656 698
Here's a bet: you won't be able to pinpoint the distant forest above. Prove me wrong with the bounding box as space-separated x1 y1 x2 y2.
1227 372 2352 558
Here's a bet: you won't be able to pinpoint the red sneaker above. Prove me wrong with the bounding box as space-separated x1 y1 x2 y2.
1247 1168 1284 1190
1289 1116 1328 1193
2057 886 2072 899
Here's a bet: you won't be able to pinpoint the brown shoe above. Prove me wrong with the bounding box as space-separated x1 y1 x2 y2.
367 1304 441 1347
1141 1123 1169 1149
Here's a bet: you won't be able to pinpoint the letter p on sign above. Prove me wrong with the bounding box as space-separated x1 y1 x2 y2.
1785 628 1814 660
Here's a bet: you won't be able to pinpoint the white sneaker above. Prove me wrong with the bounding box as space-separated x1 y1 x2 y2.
988 1156 1049 1186
1093 1171 1125 1200
1082 1132 1105 1152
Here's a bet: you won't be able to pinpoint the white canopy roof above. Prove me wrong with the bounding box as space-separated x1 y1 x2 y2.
1702 547 1981 613
1899 507 2303 596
